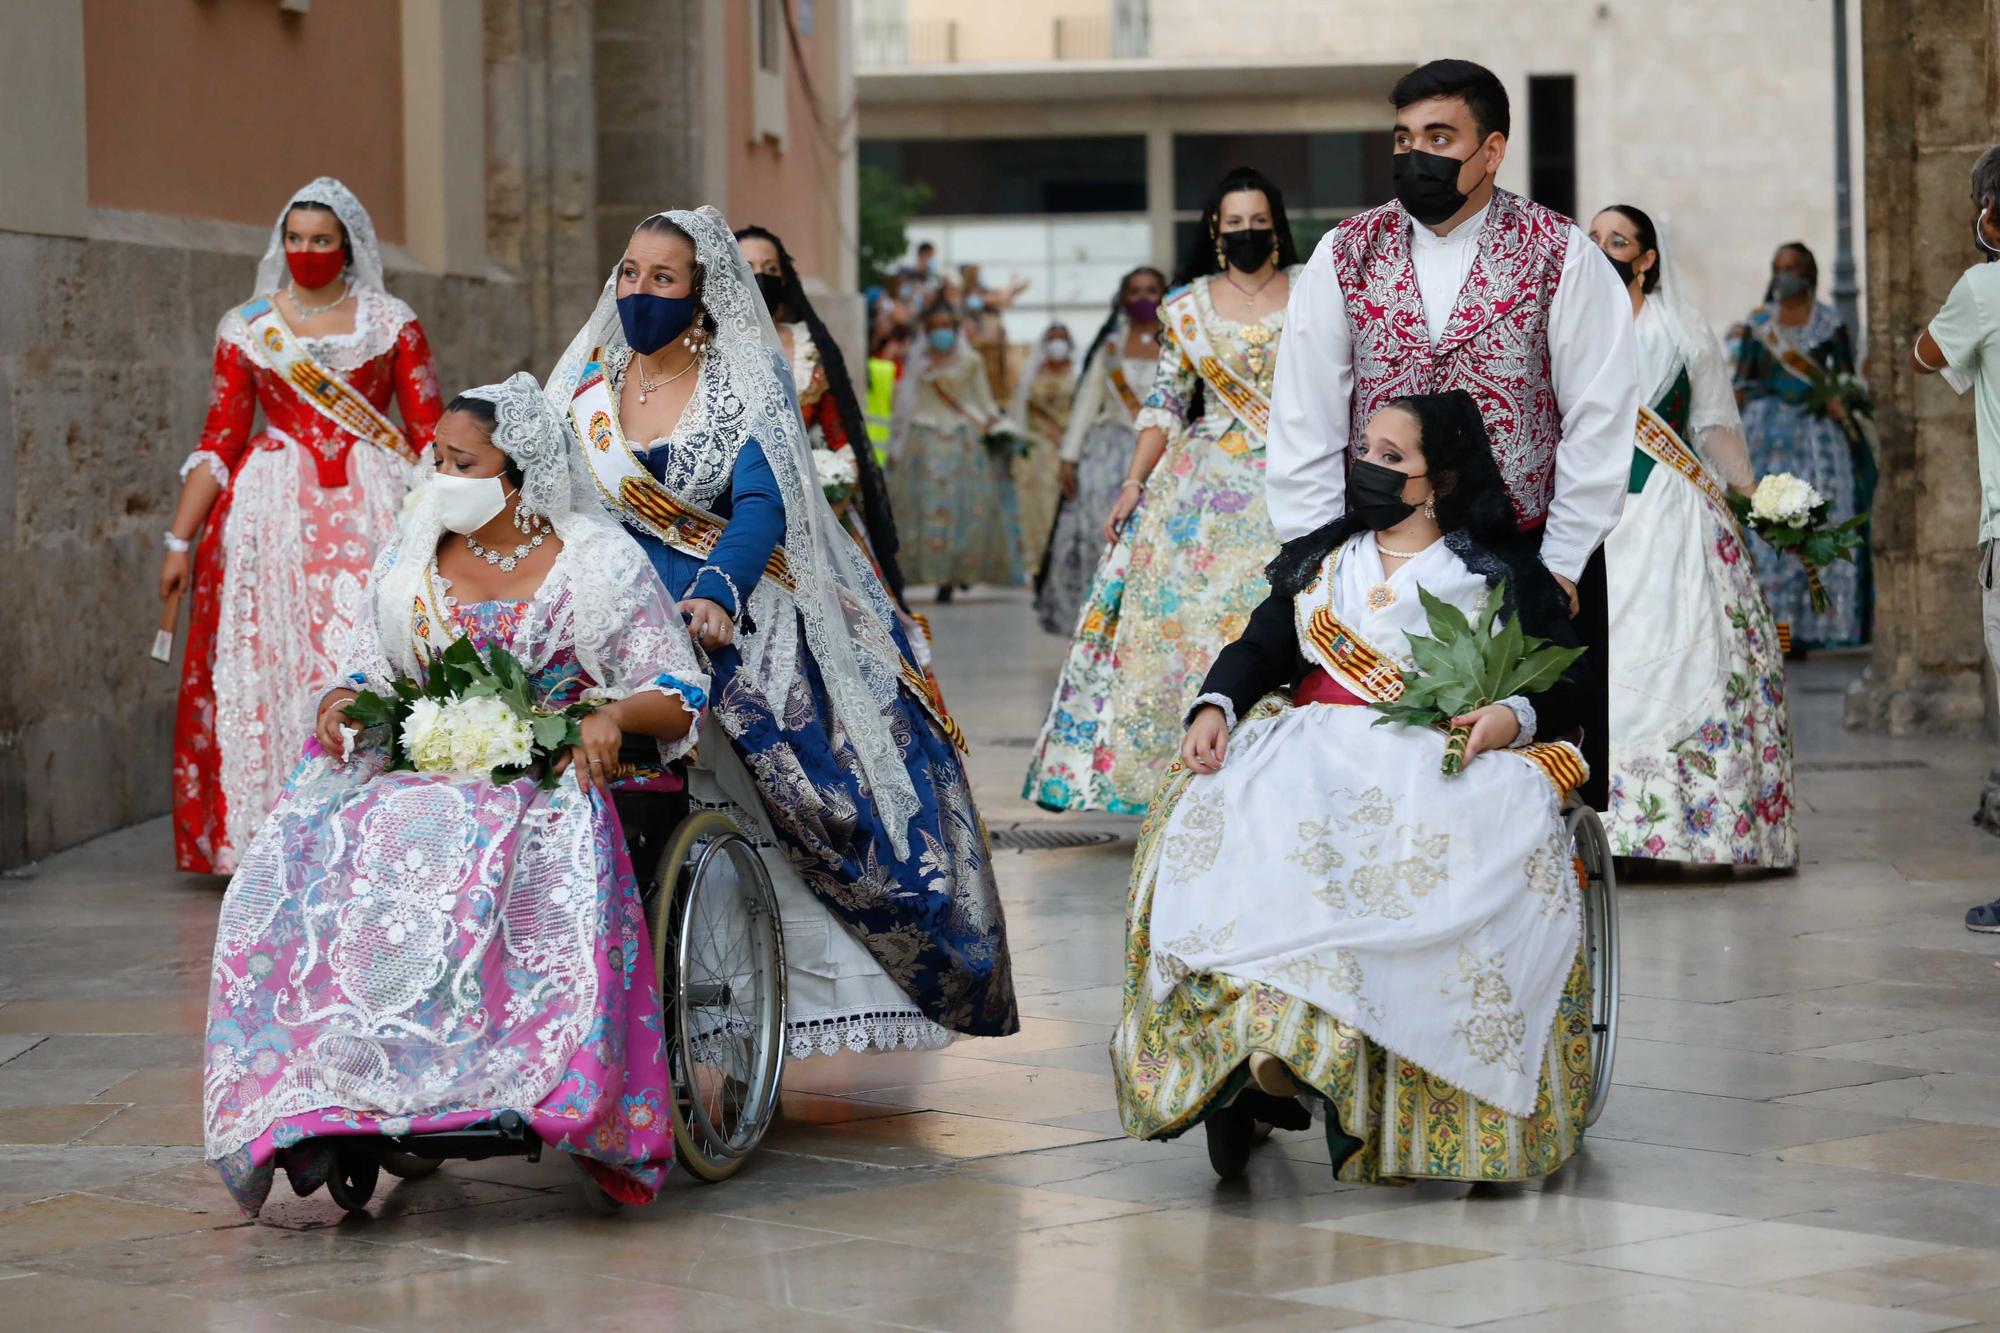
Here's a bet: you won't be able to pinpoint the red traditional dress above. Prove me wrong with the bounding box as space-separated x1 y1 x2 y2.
173 182 441 874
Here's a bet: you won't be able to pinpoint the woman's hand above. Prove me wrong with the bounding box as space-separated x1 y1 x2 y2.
679 597 736 651
1102 480 1142 544
560 708 625 798
1450 703 1521 765
1181 705 1230 774
1059 461 1079 500
159 549 191 602
315 689 360 758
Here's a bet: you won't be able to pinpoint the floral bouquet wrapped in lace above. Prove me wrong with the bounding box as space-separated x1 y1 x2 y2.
1727 472 1864 613
814 445 859 506
342 636 597 789
1370 583 1586 776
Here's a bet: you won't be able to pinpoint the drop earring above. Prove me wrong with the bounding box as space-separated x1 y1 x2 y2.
1421 494 1437 521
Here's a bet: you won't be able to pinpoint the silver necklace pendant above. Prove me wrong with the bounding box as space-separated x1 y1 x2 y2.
466 530 543 574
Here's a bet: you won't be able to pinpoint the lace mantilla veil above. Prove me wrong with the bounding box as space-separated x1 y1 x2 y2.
369 372 657 686
253 176 387 297
1644 219 1754 491
546 208 924 855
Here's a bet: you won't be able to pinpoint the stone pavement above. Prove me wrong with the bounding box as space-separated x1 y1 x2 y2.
2 587 1999 1331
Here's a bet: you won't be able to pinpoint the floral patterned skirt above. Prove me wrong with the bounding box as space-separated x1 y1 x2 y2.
204 742 674 1215
1023 421 1275 814
886 419 1022 588
1035 416 1131 635
1113 724 1591 1183
1605 456 1798 866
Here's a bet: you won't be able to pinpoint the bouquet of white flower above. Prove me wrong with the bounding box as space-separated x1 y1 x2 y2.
343 636 596 788
981 417 1035 461
814 446 859 505
1728 472 1865 613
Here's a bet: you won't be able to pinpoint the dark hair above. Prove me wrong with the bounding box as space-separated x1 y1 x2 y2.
920 297 959 326
1080 265 1168 377
286 199 354 267
733 224 906 598
916 241 936 255
1264 389 1527 597
1764 240 1819 301
872 321 914 355
631 214 719 335
1600 204 1662 295
441 393 522 486
1177 167 1299 286
1390 58 1511 141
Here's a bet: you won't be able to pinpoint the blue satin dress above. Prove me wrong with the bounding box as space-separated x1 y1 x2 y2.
630 438 1017 1038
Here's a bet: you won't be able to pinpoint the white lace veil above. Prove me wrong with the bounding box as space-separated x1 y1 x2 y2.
1007 323 1077 427
253 176 386 298
546 207 923 854
1642 218 1754 491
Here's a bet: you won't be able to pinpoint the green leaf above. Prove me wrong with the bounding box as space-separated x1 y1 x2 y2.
532 713 577 751
1418 586 1474 642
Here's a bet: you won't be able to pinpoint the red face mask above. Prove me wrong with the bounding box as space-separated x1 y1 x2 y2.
286 248 346 291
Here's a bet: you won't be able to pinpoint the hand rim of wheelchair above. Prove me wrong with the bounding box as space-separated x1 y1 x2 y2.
1565 801 1619 1127
648 808 787 1182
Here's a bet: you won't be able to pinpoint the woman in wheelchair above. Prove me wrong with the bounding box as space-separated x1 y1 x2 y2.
202 374 710 1215
1112 391 1597 1184
545 208 1017 1061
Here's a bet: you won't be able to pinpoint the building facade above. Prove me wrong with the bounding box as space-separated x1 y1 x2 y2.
0 0 856 868
857 0 1865 350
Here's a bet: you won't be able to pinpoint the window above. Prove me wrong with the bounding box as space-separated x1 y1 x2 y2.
752 0 788 146
862 137 1147 216
1528 75 1576 220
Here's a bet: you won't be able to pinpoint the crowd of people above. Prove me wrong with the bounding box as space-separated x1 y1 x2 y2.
177 53 1969 1216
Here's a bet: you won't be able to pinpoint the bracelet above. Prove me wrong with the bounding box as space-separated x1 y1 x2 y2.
163 531 193 553
1120 479 1144 492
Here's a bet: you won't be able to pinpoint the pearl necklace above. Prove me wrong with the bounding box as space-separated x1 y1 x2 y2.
465 530 544 574
287 282 352 318
635 348 700 404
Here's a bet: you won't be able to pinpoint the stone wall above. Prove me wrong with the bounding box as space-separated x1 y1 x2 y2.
0 220 535 869
1845 0 1997 736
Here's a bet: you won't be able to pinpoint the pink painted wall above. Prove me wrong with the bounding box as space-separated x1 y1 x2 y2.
723 0 845 284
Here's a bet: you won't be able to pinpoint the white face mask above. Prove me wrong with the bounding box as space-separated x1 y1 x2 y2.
1045 338 1073 360
434 471 512 535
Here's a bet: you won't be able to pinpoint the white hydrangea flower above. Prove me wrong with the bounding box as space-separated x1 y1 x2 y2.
402 698 454 773
1750 472 1822 525
814 446 858 491
445 694 535 774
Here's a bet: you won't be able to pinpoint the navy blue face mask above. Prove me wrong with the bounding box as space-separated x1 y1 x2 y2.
617 292 698 355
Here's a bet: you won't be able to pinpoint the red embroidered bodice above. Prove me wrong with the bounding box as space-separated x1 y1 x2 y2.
1328 189 1570 527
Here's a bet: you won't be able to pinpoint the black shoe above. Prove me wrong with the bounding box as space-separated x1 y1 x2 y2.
1204 1099 1254 1179
1237 1087 1312 1132
936 585 954 604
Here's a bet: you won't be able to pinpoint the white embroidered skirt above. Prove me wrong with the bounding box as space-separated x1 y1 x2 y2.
1146 702 1582 1116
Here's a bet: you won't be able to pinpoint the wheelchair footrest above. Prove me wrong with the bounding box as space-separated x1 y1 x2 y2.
385 1110 542 1163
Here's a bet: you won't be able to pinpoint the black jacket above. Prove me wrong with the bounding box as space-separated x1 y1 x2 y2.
1196 526 1591 743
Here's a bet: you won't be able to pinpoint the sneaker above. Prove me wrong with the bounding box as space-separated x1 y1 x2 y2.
1967 899 2000 933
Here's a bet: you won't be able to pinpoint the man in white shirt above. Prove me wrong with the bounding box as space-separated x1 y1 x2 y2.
1265 58 1638 803
1913 144 2000 931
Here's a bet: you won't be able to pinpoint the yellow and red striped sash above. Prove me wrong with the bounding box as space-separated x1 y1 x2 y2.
238 298 417 465
1635 404 1730 518
1515 740 1588 798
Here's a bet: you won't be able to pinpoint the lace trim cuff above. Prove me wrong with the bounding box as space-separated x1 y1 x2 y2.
690 566 743 619
1498 695 1537 747
1187 692 1238 731
1133 406 1181 437
181 450 230 487
785 1008 956 1061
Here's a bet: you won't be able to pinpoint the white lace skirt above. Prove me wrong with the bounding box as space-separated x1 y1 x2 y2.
687 716 954 1060
1147 703 1582 1116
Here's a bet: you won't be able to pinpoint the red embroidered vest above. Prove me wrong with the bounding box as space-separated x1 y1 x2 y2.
1328 189 1570 527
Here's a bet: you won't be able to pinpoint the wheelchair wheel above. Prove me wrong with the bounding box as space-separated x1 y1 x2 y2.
324 1148 379 1214
1566 805 1619 1126
648 810 786 1183
379 1151 440 1180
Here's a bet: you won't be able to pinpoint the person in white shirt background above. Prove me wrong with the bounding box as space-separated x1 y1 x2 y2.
1913 144 2000 933
1264 58 1638 804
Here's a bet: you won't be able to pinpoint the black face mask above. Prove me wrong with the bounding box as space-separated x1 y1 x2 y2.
1393 147 1486 227
1349 459 1426 531
1604 254 1636 287
1219 226 1277 273
754 271 789 315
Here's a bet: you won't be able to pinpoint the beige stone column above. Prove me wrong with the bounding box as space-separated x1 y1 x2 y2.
1846 0 1998 736
1146 126 1174 272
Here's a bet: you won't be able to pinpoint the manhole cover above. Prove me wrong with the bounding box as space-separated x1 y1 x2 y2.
1796 760 1929 772
990 826 1122 851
